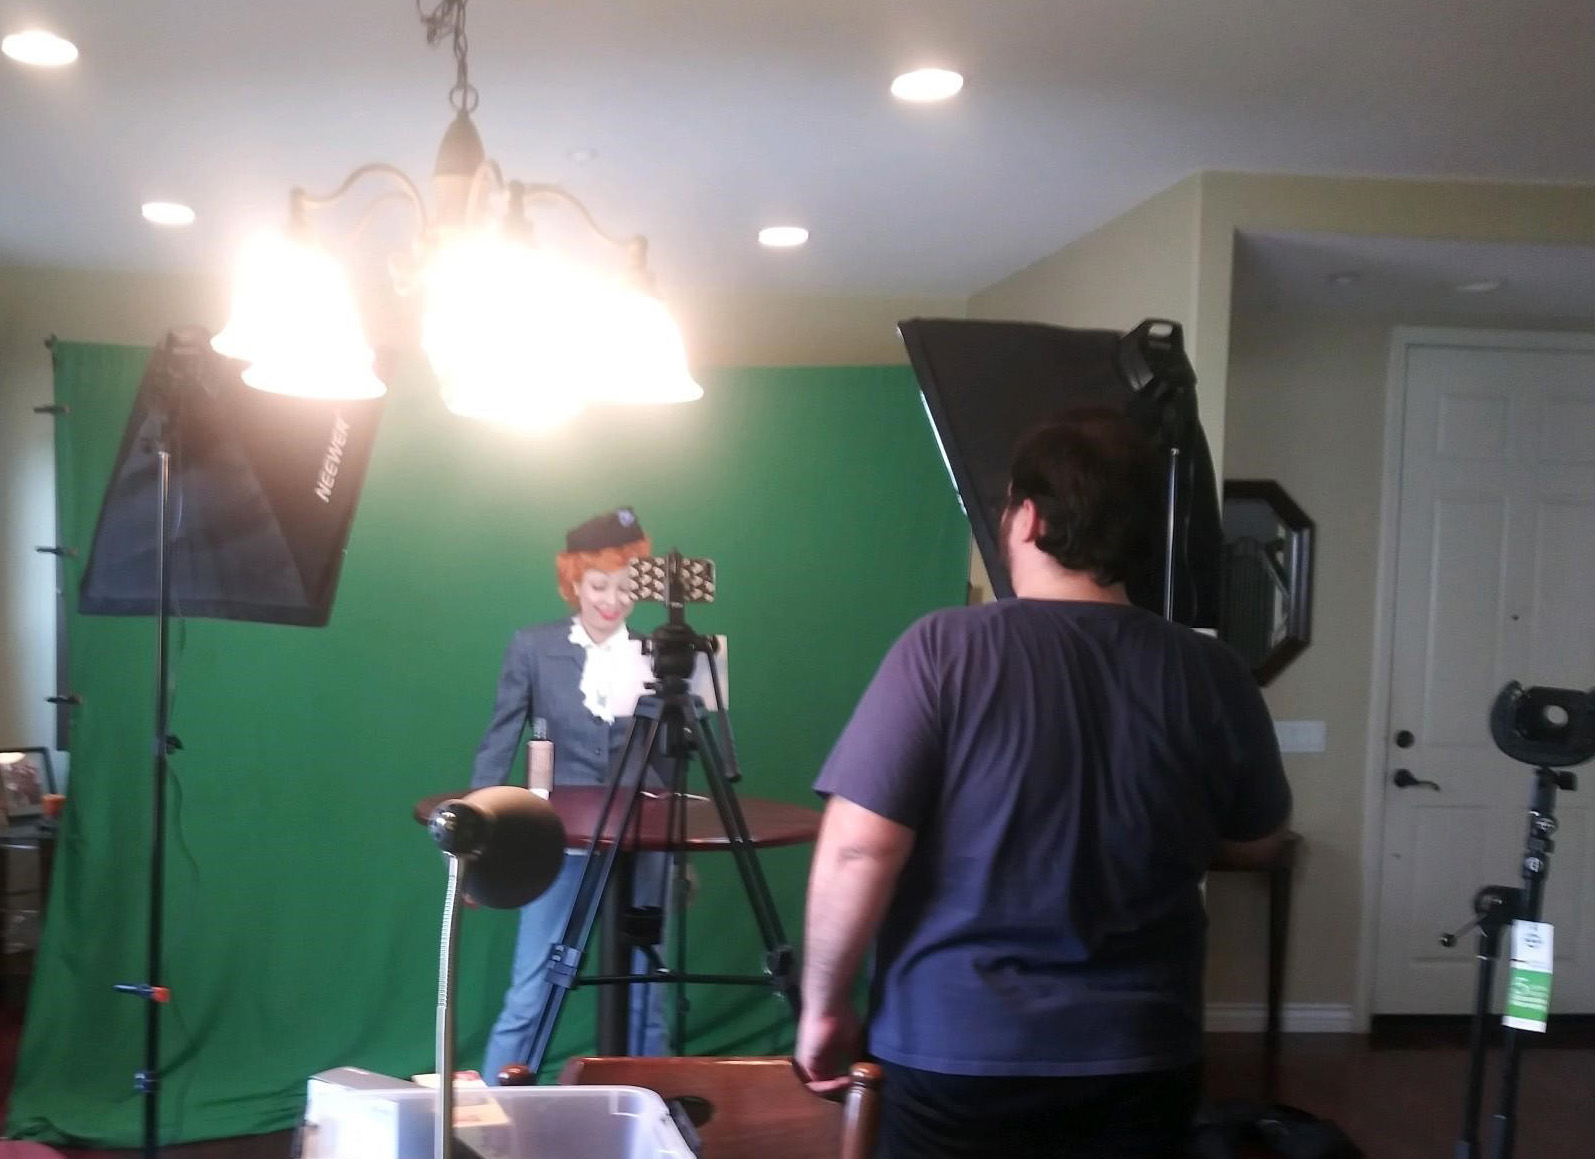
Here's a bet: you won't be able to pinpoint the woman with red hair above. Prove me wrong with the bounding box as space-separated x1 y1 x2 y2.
470 506 668 1081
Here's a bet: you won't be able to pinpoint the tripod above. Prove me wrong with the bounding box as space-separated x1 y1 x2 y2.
1442 681 1592 1159
521 587 799 1075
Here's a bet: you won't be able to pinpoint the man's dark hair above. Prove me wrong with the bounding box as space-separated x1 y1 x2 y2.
1006 407 1162 586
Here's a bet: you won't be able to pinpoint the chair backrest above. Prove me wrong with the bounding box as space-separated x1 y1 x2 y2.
556 1056 882 1159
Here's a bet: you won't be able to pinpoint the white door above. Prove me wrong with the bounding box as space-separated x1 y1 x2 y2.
1373 336 1595 1014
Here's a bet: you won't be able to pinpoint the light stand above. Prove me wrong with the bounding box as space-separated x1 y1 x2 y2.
104 335 193 1159
1442 681 1593 1159
1440 884 1520 1158
1118 319 1201 621
77 329 382 1159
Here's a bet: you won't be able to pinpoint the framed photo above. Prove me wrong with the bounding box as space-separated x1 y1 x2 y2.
0 748 55 820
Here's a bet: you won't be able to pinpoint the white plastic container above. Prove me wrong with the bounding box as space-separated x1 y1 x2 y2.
302 1083 694 1159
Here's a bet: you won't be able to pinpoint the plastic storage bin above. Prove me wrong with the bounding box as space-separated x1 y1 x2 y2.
303 1083 693 1159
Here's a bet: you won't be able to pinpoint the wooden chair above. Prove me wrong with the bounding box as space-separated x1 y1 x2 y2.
500 1056 882 1159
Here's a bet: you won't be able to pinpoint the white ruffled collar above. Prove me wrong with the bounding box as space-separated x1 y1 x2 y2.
569 616 636 723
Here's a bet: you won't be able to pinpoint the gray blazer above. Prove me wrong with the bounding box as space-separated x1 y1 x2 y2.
470 618 639 790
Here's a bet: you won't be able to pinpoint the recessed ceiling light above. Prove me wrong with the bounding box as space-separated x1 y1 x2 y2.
142 202 196 227
758 226 809 248
567 148 597 164
1453 278 1505 294
1327 271 1361 287
2 29 79 67
891 68 964 103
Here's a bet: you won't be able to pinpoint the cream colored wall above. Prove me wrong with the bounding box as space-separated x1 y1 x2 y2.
968 175 1213 463
1213 307 1393 1008
0 263 962 768
673 290 966 368
1216 302 1595 1012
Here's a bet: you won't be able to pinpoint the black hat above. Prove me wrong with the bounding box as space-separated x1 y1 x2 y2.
564 507 645 553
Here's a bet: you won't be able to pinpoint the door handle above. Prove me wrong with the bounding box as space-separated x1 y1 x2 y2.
1392 769 1441 791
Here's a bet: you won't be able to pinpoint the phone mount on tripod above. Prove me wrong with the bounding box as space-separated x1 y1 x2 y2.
1443 681 1593 1159
516 550 799 1077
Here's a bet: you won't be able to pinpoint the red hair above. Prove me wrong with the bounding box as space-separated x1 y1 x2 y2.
555 536 651 606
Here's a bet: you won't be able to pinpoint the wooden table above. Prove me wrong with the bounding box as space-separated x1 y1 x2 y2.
1211 831 1301 1100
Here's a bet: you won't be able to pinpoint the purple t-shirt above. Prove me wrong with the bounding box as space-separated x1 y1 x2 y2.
814 599 1289 1077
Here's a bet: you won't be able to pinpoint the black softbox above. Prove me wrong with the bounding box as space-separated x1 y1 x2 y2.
79 329 383 627
898 317 1222 627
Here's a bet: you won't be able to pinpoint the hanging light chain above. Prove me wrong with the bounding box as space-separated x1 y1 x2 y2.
417 0 479 113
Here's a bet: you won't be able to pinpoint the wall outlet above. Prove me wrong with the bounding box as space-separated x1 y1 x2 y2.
1274 720 1327 753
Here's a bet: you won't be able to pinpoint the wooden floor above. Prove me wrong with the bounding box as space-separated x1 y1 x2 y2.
5 1030 1593 1157
1205 1033 1595 1159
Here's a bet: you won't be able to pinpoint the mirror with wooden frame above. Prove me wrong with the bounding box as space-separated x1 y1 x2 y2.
1219 480 1314 685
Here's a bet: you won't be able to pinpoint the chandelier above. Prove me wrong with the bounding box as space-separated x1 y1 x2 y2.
212 0 703 427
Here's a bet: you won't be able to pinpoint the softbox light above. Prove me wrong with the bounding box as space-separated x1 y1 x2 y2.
898 317 1222 627
78 328 383 627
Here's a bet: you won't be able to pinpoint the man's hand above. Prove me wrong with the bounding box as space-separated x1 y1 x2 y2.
794 1004 862 1096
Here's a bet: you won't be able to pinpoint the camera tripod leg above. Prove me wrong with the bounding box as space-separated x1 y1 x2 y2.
523 687 801 1076
693 705 799 1013
523 711 664 1077
597 853 637 1054
663 750 693 1057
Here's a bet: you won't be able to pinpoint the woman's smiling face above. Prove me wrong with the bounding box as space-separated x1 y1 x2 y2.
576 565 635 643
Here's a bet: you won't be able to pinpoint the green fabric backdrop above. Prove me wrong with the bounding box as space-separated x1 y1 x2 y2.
8 344 967 1145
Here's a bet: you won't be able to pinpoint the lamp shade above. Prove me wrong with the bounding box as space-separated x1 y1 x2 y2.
213 232 386 401
591 290 704 405
428 786 566 909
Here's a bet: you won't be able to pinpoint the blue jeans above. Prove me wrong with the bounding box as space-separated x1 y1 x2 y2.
482 850 670 1083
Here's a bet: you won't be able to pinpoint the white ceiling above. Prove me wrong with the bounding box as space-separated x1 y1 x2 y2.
2 0 1594 297
1236 232 1595 320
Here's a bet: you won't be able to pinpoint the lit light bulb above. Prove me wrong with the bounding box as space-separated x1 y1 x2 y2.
213 232 384 400
423 234 599 430
2 30 79 67
890 68 964 102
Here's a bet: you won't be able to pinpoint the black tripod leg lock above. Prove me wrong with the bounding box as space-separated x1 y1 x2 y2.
546 946 584 991
763 945 795 983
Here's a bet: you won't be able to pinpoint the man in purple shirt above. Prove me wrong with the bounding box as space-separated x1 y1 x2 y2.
796 408 1290 1158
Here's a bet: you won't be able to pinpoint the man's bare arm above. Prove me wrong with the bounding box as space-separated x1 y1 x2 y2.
802 796 916 1012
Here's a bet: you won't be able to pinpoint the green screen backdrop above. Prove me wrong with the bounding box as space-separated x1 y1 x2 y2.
7 343 968 1145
